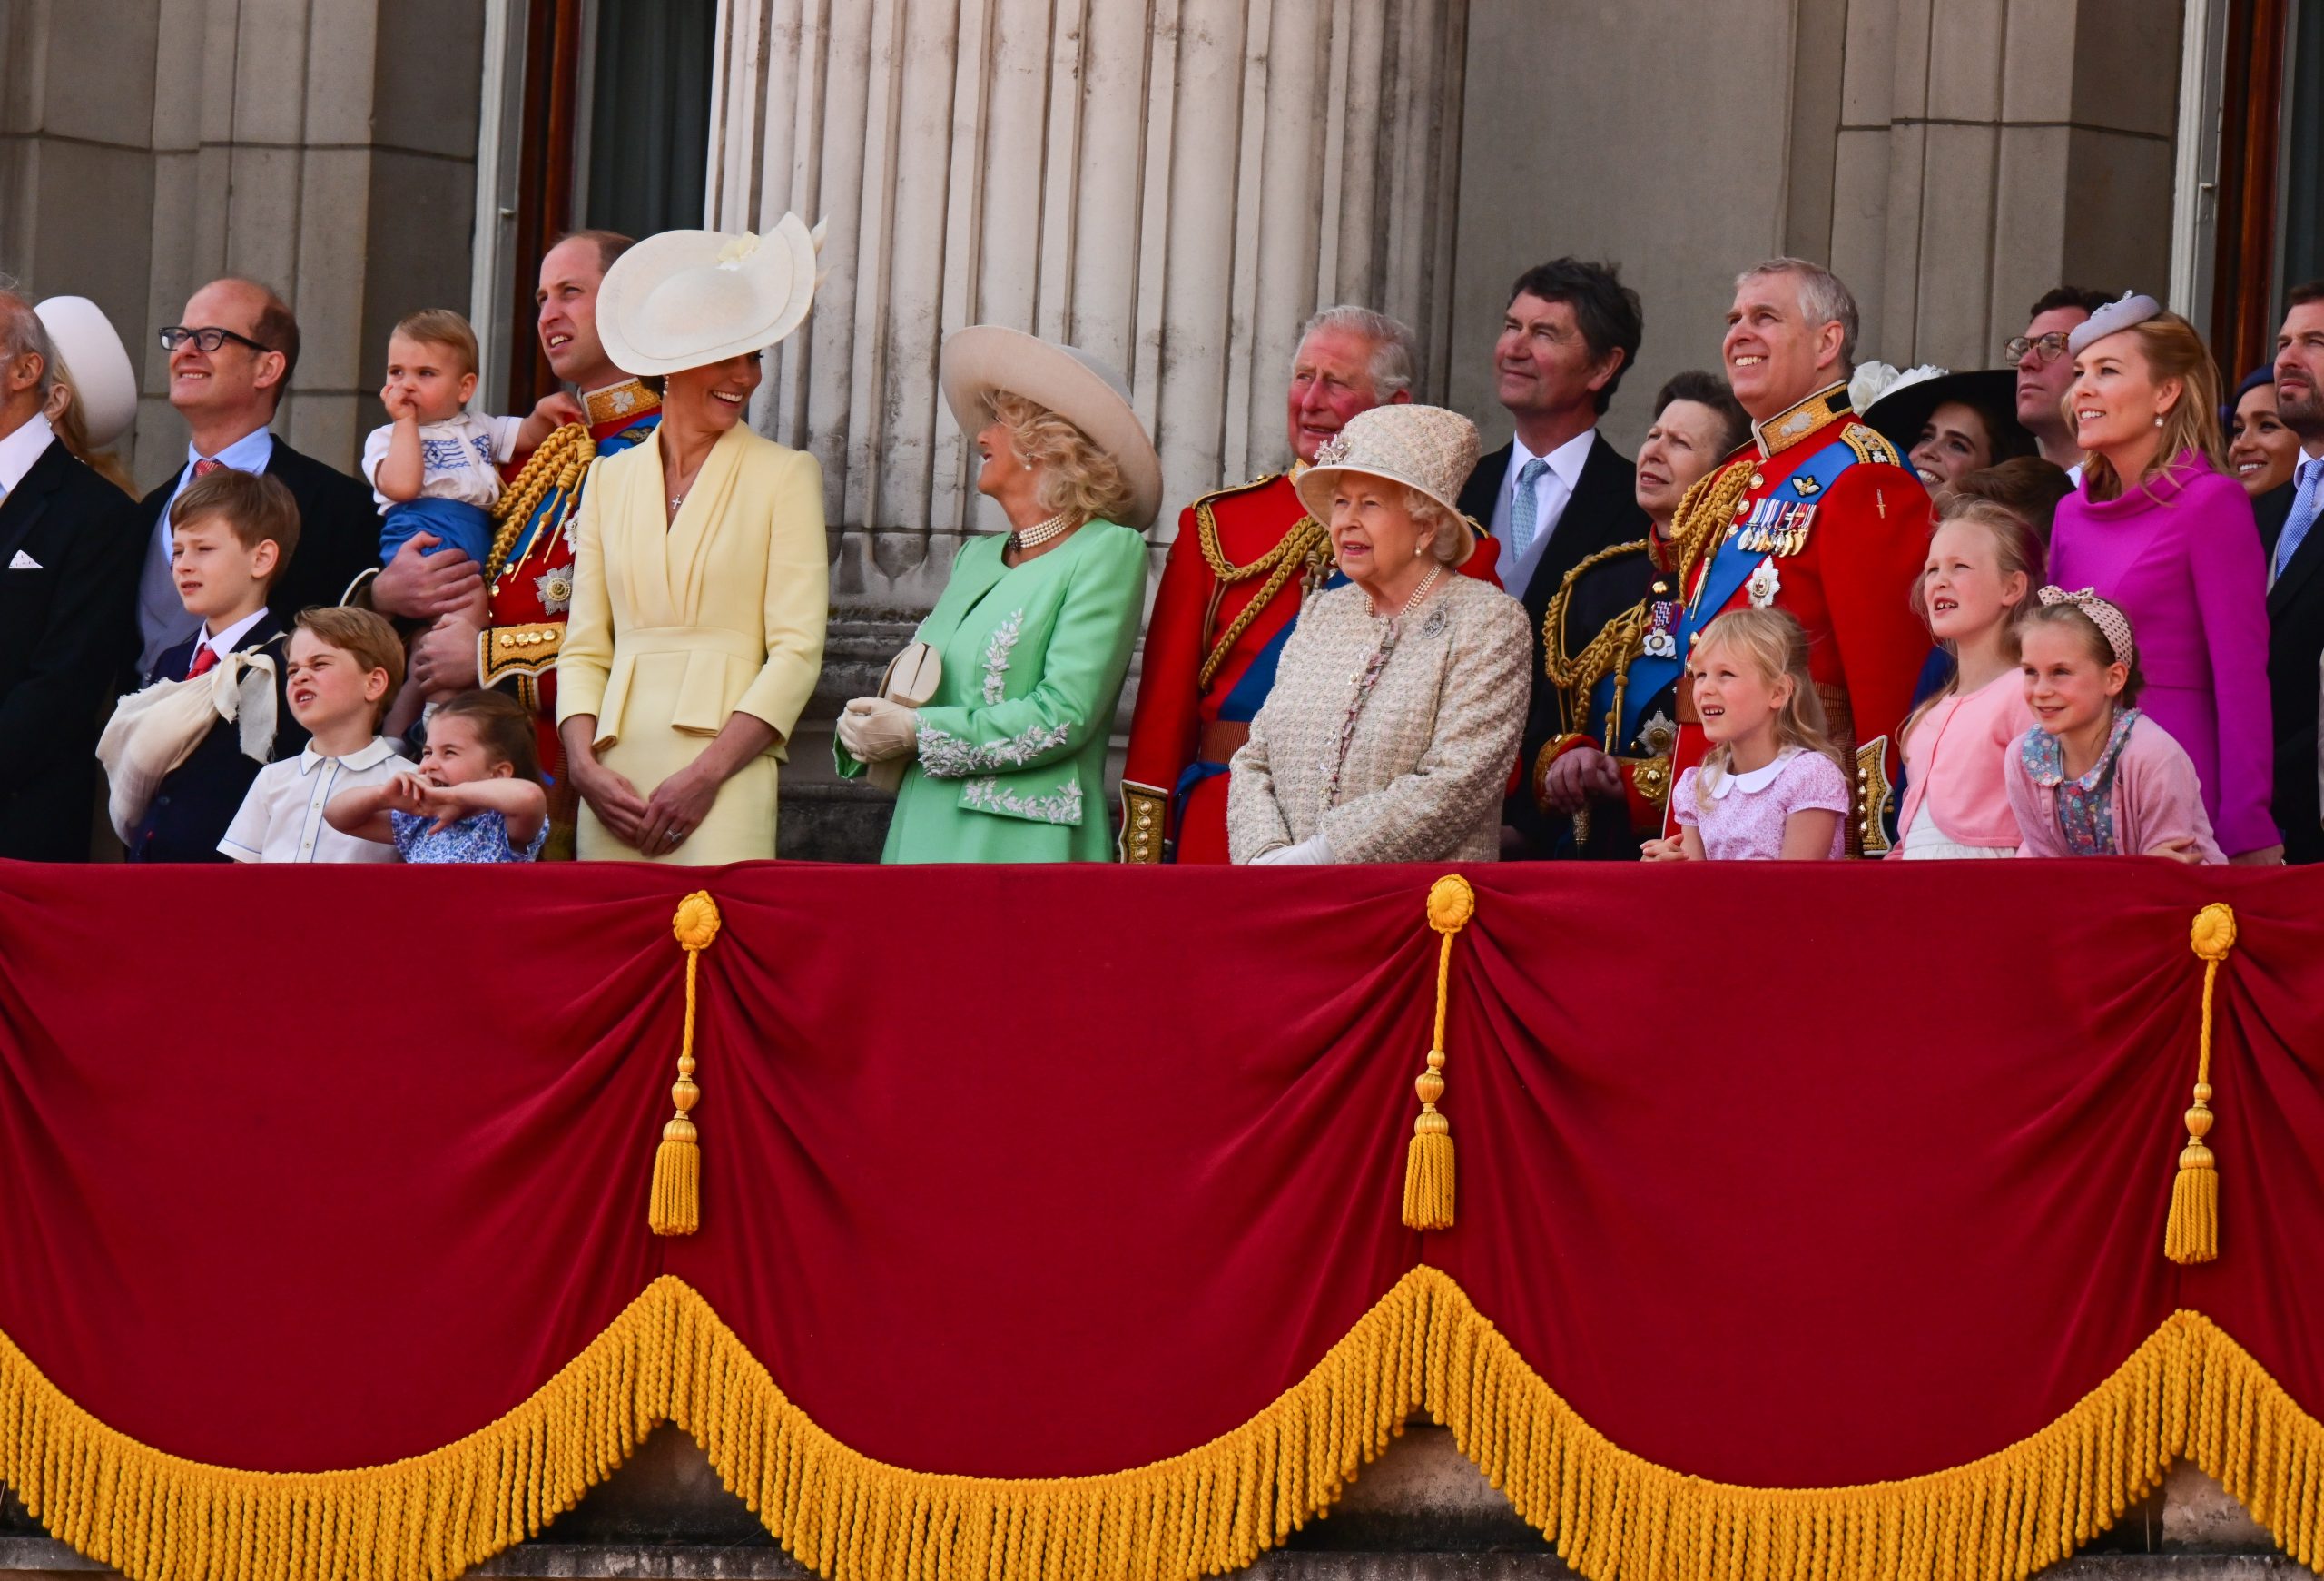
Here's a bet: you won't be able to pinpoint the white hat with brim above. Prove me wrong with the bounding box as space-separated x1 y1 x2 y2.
939 325 1163 530
1294 404 1482 567
596 212 827 378
34 296 138 447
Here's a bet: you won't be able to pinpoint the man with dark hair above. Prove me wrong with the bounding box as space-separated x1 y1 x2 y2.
2009 286 2116 471
1455 259 1649 855
369 229 655 856
2256 282 2324 862
131 278 379 678
0 289 143 860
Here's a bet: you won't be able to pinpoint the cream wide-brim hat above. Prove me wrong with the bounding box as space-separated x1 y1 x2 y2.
1294 403 1481 566
596 212 827 378
34 296 138 447
939 325 1163 530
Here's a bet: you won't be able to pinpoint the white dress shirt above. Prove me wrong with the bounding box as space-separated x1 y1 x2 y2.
0 412 56 505
138 426 279 676
219 736 414 863
1488 426 1595 599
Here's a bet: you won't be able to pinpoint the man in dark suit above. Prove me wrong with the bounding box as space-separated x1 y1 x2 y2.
2256 282 2324 864
0 291 143 860
133 277 379 677
1455 259 1649 856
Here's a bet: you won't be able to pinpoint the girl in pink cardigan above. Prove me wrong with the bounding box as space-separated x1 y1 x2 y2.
1892 500 2043 858
2004 588 2222 863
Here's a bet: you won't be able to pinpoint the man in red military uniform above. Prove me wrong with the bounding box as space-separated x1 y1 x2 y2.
1658 259 1933 854
1121 307 1497 862
369 230 663 856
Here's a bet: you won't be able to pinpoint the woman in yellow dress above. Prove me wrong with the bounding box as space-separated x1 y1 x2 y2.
556 214 831 864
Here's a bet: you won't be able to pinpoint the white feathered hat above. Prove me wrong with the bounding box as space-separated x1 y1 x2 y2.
34 296 138 447
596 213 828 377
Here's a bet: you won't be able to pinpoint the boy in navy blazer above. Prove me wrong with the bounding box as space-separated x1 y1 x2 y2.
114 470 309 861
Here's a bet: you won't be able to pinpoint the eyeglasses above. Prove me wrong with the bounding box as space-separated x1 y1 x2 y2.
158 325 274 355
2004 331 2073 365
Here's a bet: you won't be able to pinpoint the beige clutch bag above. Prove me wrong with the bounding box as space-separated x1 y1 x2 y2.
868 641 940 794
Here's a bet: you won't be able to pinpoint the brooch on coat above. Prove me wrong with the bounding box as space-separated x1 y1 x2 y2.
1746 559 1781 609
537 564 575 614
1643 597 1679 658
1421 607 1448 638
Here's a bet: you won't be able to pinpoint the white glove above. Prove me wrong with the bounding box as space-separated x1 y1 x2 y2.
838 697 920 763
1251 833 1334 865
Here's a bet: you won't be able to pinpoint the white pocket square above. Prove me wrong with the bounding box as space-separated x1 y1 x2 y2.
7 550 39 570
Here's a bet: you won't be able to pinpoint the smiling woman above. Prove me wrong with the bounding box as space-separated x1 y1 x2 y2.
555 216 832 864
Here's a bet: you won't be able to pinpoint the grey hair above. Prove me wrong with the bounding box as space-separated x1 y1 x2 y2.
1401 485 1462 565
0 290 56 406
1737 258 1860 368
1295 305 1419 400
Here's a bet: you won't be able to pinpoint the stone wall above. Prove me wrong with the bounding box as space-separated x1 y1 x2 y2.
0 0 487 489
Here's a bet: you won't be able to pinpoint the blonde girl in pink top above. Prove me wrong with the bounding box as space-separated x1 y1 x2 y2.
1892 499 2043 858
1642 608 1850 862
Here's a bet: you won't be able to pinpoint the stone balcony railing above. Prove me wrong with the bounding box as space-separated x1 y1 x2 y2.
4 1425 2309 1579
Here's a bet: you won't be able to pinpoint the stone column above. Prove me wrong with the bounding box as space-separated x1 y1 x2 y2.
706 0 1470 857
0 0 485 487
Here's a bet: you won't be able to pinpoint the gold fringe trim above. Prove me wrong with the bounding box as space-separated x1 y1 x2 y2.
6 1272 2324 1581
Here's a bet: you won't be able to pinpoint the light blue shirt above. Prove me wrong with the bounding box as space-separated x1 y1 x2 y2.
137 426 278 677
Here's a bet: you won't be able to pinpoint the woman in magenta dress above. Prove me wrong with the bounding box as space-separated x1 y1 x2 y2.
2046 293 2280 863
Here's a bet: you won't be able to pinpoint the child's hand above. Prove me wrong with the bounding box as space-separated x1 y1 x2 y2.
516 392 587 451
379 380 419 422
2148 835 2205 865
416 781 472 835
1640 835 1689 862
381 773 434 816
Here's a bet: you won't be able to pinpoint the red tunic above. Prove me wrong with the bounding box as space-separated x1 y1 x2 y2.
1121 469 1501 864
1665 386 1934 851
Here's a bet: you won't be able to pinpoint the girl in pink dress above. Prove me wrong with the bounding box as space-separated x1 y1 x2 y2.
1892 500 2043 858
1644 608 1848 862
2004 589 2221 863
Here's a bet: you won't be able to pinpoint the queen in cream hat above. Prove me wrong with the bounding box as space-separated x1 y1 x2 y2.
1294 402 1482 568
596 212 826 376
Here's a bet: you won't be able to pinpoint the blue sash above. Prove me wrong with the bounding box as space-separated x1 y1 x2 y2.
1676 436 1861 651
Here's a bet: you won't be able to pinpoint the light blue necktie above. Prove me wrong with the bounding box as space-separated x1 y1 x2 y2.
2275 458 2324 583
1507 457 1550 562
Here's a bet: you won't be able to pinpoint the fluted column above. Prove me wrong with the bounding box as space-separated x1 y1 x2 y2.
708 0 1470 615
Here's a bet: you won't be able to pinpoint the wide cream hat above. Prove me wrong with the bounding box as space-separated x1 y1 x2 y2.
939 325 1163 529
597 212 827 377
34 295 138 447
1295 404 1482 564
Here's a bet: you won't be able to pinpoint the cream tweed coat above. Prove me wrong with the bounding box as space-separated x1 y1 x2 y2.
1226 575 1531 864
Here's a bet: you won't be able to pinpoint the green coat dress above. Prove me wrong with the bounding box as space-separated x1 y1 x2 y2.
838 520 1148 862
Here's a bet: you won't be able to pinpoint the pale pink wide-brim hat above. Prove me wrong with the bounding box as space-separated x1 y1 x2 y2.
34 295 138 447
1295 403 1481 565
939 325 1163 529
597 212 827 377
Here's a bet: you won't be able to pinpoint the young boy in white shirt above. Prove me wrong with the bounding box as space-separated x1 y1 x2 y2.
218 607 416 864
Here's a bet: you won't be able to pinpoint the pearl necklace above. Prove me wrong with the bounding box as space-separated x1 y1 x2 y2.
1381 563 1443 624
1008 512 1075 554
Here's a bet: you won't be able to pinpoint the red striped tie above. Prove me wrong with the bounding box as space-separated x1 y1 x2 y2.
192 458 222 478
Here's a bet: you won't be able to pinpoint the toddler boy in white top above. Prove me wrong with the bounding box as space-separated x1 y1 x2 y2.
219 607 416 864
363 308 577 570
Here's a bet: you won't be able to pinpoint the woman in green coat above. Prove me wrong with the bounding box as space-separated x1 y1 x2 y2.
835 326 1160 862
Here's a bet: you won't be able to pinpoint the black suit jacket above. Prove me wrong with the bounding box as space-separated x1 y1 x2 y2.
1458 432 1649 855
0 437 143 861
2257 478 2324 863
123 613 307 864
136 435 381 644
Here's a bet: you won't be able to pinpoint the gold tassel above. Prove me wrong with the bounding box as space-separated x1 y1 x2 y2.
2166 903 2236 1265
651 891 724 1237
1403 874 1475 1232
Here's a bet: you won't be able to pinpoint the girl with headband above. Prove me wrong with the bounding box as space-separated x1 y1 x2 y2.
2003 587 2222 862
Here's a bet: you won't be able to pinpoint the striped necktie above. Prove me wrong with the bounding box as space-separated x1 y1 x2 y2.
2275 458 2323 583
1508 457 1551 561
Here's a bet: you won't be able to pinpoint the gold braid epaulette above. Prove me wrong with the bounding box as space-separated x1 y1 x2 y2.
1541 540 1651 744
1193 489 1333 690
483 423 597 587
1666 457 1758 608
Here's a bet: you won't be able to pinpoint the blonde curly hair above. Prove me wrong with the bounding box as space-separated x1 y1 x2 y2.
986 390 1139 527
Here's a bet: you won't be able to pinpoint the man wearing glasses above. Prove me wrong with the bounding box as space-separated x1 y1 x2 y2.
133 279 377 677
2007 286 2116 479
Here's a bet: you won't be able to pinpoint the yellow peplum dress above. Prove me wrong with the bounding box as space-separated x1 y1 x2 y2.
557 422 829 864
